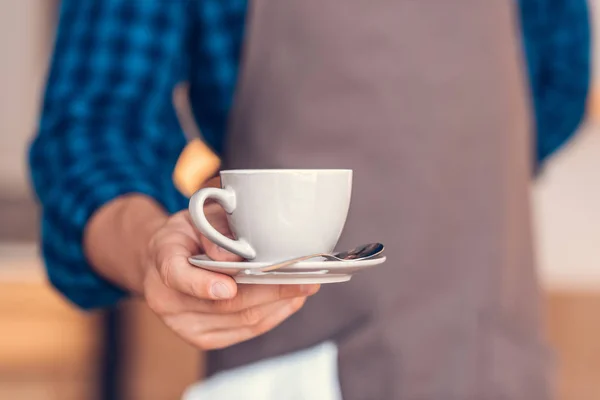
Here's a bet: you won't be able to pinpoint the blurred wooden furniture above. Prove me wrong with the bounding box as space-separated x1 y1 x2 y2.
0 244 202 400
534 121 600 399
0 244 102 400
118 299 202 400
546 292 600 400
589 86 600 121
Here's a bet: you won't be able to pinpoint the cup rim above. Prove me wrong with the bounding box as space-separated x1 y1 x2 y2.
220 169 352 174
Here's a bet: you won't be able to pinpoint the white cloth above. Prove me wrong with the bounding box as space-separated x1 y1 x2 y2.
182 341 342 400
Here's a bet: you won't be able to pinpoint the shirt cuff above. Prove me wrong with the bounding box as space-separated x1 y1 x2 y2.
40 177 186 310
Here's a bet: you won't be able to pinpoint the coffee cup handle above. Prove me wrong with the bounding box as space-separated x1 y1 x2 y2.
189 187 257 260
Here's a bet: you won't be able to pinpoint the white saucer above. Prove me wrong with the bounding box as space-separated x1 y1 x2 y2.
188 254 386 284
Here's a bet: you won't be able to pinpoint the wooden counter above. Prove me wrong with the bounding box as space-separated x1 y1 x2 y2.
0 243 201 400
0 243 102 400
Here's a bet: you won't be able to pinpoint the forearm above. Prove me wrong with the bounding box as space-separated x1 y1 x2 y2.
84 194 168 296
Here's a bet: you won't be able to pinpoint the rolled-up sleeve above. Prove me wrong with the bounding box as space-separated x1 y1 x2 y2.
29 0 190 309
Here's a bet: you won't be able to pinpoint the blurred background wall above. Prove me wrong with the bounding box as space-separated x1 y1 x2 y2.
0 1 51 196
0 0 54 240
0 2 199 400
0 1 598 400
533 0 599 289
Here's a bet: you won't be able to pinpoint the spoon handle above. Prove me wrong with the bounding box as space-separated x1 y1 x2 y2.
257 253 336 273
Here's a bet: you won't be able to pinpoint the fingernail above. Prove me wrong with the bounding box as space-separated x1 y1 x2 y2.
211 282 232 299
217 246 229 253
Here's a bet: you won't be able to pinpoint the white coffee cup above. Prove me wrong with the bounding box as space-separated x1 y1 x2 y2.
189 169 352 262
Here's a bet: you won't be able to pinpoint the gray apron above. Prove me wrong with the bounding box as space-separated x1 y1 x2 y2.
211 0 553 398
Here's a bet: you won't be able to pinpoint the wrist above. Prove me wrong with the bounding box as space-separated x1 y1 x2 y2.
124 197 168 293
84 194 168 295
133 204 169 292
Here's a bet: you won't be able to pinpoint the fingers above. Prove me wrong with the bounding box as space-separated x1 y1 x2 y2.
155 239 320 306
201 236 244 262
163 211 204 248
154 231 320 306
188 298 299 331
148 206 321 352
171 209 241 262
155 241 238 300
190 296 307 350
195 203 244 262
205 284 319 313
158 282 320 314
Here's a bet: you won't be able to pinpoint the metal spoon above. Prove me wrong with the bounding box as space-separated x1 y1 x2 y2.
242 242 384 275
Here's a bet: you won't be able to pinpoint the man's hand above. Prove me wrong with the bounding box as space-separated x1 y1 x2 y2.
85 195 319 350
141 206 319 349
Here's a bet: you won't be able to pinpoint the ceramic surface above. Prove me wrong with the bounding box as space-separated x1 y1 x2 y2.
188 254 386 284
189 169 353 261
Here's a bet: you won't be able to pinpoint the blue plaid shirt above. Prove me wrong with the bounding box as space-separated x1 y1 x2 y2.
29 0 590 309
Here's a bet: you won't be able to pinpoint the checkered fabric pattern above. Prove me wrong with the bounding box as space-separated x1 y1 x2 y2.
520 0 591 161
29 0 590 309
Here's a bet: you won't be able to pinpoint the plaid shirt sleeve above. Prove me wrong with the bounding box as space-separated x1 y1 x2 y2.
29 0 191 309
520 0 591 164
